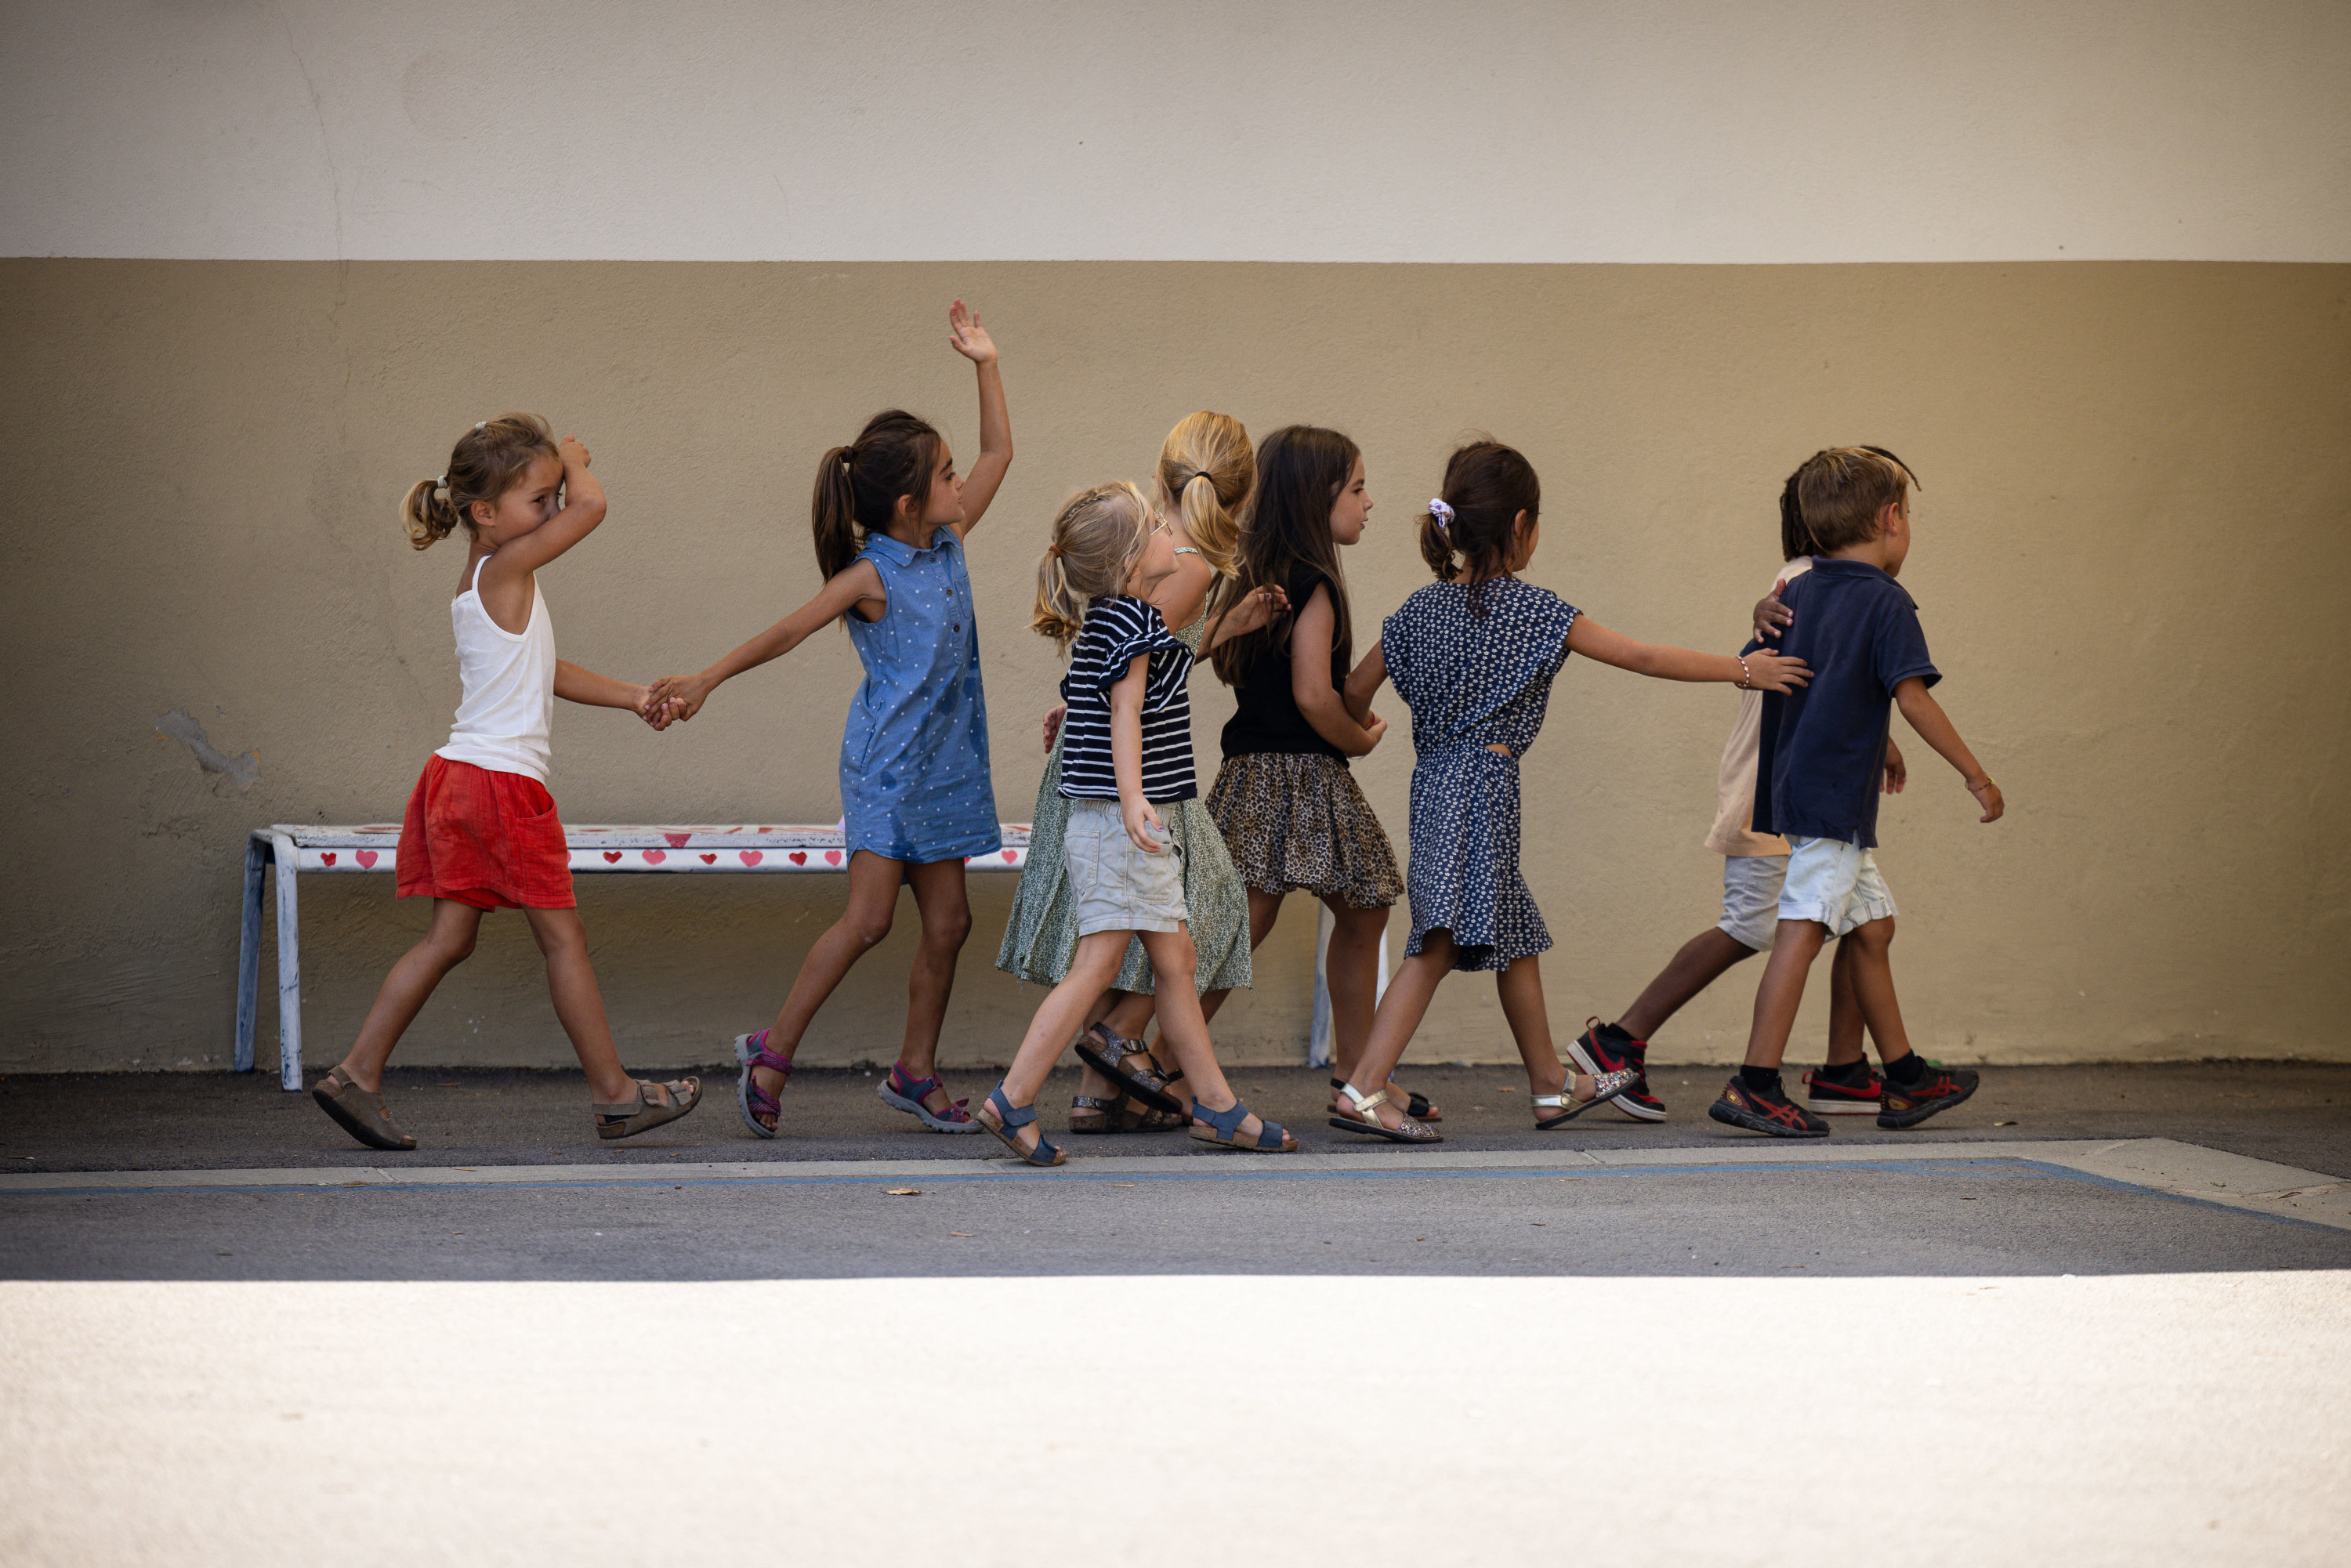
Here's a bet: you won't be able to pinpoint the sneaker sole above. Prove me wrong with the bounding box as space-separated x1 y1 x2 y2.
1568 1037 1667 1122
1877 1078 1980 1129
1707 1096 1830 1139
1806 1097 1885 1115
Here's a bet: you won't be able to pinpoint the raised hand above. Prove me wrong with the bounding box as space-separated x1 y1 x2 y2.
560 435 592 471
947 298 998 365
1742 651 1811 692
1752 581 1791 642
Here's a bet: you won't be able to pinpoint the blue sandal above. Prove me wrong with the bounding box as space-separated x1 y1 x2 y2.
976 1085 1067 1168
1188 1099 1299 1153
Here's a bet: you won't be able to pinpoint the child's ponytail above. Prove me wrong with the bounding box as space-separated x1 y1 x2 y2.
402 412 560 549
810 408 944 581
1030 482 1154 651
1425 439 1541 617
1157 411 1253 578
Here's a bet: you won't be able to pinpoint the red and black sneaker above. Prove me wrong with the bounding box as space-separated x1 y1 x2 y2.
1570 1019 1666 1121
1708 1074 1829 1139
1878 1063 1980 1128
1802 1064 1887 1116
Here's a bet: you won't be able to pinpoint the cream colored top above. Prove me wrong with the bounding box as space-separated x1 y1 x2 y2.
1703 556 1813 857
436 556 556 784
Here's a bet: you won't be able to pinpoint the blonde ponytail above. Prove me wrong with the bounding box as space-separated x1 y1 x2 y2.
1030 482 1156 650
401 476 463 549
1156 411 1252 577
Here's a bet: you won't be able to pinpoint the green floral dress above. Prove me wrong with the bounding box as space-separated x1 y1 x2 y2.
995 611 1253 995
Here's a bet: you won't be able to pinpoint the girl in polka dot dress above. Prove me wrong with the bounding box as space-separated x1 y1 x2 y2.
1326 441 1813 1143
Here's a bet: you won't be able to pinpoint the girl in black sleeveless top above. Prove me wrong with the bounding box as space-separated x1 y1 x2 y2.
1202 426 1436 1121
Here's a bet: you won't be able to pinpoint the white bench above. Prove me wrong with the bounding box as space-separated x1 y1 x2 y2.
235 824 1031 1090
236 820 1378 1092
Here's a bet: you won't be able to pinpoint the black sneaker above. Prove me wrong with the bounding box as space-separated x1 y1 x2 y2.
1708 1074 1829 1139
1878 1064 1980 1128
1802 1065 1887 1116
1570 1019 1666 1121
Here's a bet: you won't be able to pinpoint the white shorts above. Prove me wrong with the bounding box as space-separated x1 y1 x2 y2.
1064 800 1188 936
1778 835 1897 937
1718 855 1788 951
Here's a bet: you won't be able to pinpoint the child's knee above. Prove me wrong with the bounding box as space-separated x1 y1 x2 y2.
426 931 476 967
845 907 896 948
1848 915 1897 952
925 901 973 949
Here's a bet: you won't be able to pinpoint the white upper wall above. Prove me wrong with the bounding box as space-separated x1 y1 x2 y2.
5 0 2346 263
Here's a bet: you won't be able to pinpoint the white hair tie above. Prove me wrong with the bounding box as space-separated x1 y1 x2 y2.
1428 498 1454 535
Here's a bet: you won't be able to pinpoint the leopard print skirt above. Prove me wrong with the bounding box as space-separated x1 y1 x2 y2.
1205 751 1404 909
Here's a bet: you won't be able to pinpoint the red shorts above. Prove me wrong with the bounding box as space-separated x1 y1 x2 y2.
395 755 575 910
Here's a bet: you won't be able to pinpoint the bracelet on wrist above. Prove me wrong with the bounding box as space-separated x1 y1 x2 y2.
1965 774 1995 791
1736 655 1753 690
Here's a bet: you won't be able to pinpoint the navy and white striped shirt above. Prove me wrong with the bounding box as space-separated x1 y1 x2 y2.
1059 596 1197 802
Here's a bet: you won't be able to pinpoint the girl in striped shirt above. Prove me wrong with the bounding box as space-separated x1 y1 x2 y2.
974 483 1297 1164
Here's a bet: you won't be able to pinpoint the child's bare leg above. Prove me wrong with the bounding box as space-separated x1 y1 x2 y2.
1321 896 1390 1078
1001 933 1130 1106
1184 887 1287 1030
897 858 974 1114
1494 954 1601 1103
521 905 641 1105
1742 918 1830 1070
1336 935 1458 1131
745 851 904 1117
1837 916 1913 1067
337 899 484 1091
1825 936 1867 1067
1138 927 1280 1145
1617 928 1760 1041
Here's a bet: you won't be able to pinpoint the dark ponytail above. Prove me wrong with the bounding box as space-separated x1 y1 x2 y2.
1423 439 1540 617
810 408 942 579
402 412 560 549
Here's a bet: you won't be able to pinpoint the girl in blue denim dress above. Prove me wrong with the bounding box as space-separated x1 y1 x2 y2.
648 301 1012 1139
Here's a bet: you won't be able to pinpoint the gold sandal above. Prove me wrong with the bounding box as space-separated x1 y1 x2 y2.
594 1077 703 1141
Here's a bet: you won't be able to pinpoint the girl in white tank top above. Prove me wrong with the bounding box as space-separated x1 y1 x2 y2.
309 413 701 1153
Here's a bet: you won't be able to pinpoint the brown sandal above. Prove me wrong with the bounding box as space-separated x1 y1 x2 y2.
311 1066 418 1151
1070 1094 1189 1134
594 1077 703 1141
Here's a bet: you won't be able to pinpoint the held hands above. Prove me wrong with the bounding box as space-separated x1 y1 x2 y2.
947 299 997 365
1121 795 1168 855
1358 712 1389 754
1965 776 2005 824
1041 703 1067 753
1740 651 1811 692
643 674 714 726
1753 581 1791 643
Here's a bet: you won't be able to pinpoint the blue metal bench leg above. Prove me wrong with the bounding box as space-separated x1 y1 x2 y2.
271 831 303 1091
234 834 266 1074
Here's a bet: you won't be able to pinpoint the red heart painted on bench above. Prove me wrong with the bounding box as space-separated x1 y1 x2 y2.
664 832 691 849
824 849 843 866
356 850 378 868
1002 849 1019 862
699 853 717 864
603 851 622 863
321 853 335 866
641 849 666 864
739 850 763 867
788 852 807 865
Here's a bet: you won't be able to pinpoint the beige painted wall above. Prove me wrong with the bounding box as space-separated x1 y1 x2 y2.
2 258 2346 1075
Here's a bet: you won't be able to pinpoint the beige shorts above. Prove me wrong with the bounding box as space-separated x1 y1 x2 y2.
1064 799 1188 936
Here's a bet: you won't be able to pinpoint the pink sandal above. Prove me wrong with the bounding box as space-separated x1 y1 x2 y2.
734 1029 794 1138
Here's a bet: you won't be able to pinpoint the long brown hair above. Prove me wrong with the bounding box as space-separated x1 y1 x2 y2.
810 409 942 579
1209 424 1360 688
400 413 560 549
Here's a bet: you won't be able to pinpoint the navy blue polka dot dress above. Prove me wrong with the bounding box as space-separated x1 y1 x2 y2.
1382 577 1579 972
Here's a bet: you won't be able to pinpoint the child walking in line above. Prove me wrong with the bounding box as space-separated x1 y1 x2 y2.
1572 450 1922 1121
311 415 701 1150
647 301 1009 1138
1200 424 1446 1124
976 483 1296 1165
1328 440 1811 1143
994 413 1283 1134
1712 447 2004 1138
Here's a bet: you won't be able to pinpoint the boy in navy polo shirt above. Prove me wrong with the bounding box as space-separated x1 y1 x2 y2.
1711 448 2006 1138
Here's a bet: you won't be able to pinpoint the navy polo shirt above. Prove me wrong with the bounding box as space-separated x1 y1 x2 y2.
1751 559 1939 849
